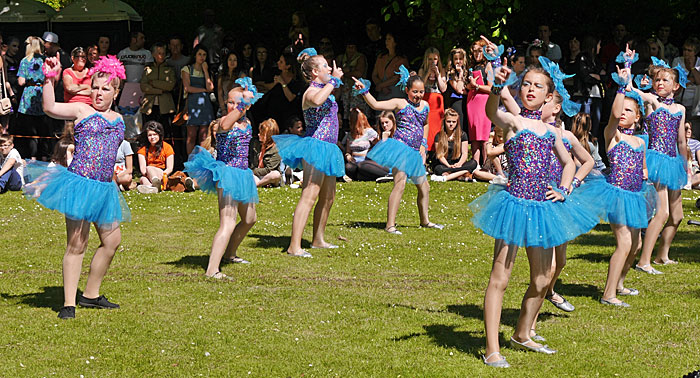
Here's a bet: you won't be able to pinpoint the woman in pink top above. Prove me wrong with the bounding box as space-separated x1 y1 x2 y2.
63 47 92 104
465 39 493 165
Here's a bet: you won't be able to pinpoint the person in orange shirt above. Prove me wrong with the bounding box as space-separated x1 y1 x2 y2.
136 121 174 193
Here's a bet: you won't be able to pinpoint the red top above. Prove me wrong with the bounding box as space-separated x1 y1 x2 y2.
63 69 93 105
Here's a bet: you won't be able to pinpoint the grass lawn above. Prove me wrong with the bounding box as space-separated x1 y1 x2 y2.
1 182 699 377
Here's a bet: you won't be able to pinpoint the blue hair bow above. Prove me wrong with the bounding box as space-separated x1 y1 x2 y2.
235 77 264 105
538 56 575 83
624 90 645 115
650 56 688 88
634 74 652 90
559 89 582 117
394 64 410 90
297 48 317 59
538 56 580 117
482 44 504 62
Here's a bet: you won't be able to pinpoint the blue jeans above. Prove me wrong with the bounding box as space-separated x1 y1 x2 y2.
0 168 22 193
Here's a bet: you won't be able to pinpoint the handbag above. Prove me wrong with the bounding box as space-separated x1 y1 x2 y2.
172 66 190 126
0 67 11 116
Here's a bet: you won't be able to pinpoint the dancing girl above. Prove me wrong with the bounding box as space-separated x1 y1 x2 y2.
24 56 130 319
352 66 444 235
272 48 345 257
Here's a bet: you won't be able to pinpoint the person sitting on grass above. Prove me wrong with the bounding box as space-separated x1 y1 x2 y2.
114 140 135 191
430 108 478 182
136 121 174 193
343 108 389 181
253 118 282 187
472 127 507 182
282 116 305 185
0 135 24 193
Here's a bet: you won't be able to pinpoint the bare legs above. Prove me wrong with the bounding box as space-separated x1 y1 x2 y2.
139 166 164 186
254 171 282 187
186 125 208 156
63 218 121 307
287 162 335 255
531 243 567 335
638 185 683 268
206 189 256 276
601 224 642 304
471 140 486 165
484 240 518 361
386 169 431 230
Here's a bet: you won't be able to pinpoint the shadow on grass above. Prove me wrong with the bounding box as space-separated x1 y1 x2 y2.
338 221 387 230
165 255 208 271
554 281 601 299
0 286 65 311
445 303 566 328
573 230 699 263
248 233 293 250
393 325 485 359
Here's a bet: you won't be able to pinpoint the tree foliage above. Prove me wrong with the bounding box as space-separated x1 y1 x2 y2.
381 0 520 52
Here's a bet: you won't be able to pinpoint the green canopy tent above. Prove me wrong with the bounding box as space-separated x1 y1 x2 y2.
0 0 56 42
51 0 142 53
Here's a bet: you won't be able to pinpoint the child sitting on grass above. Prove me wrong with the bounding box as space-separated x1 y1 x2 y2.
137 121 174 193
0 135 24 193
253 118 282 187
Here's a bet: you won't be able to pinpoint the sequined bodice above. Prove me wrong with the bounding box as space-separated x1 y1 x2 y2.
606 140 644 192
548 138 572 184
303 82 339 143
68 113 125 182
646 107 682 157
393 104 429 150
216 124 251 169
505 129 555 201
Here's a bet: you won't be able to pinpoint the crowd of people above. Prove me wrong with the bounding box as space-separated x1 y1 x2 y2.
1 10 699 369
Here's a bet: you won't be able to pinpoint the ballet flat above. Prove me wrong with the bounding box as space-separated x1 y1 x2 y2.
482 352 510 368
509 337 556 354
600 298 630 307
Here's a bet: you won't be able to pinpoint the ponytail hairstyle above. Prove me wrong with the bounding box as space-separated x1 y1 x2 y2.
571 112 592 154
299 53 323 82
435 108 462 160
550 90 565 128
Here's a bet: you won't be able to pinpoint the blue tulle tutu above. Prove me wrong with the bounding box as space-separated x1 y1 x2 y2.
646 149 687 190
272 134 344 177
23 162 130 226
367 138 427 184
184 147 259 203
469 184 597 249
575 174 658 229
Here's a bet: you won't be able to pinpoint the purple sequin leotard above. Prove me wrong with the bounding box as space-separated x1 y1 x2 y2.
68 113 125 182
216 123 251 169
303 81 339 144
646 107 682 157
394 103 429 150
506 129 555 201
548 138 572 184
606 141 644 192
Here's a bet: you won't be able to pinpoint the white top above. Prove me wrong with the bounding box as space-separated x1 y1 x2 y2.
114 140 133 170
672 56 700 108
117 47 154 82
167 55 190 79
1 148 24 184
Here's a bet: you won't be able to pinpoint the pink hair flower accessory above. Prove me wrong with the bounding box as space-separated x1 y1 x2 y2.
88 55 126 82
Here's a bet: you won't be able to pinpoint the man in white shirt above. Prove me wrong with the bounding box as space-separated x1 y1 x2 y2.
527 24 562 63
0 135 24 192
117 31 153 109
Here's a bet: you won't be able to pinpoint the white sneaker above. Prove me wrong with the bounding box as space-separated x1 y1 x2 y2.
137 184 158 194
375 175 393 183
430 174 446 182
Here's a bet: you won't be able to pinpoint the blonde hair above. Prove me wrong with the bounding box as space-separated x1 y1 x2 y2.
435 108 462 160
571 112 592 154
419 47 444 78
24 36 44 60
299 54 324 82
447 48 466 77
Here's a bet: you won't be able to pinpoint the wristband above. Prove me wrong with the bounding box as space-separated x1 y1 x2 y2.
571 177 582 189
235 101 246 112
352 78 371 96
557 185 571 196
617 86 626 94
42 62 59 78
421 138 428 149
490 86 503 96
329 76 342 89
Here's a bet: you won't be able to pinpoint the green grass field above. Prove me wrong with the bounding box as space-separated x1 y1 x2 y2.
1 183 699 377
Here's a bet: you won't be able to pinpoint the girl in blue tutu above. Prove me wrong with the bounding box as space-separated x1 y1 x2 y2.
23 55 130 319
184 84 259 278
271 49 344 257
470 36 580 367
581 66 658 306
350 68 444 235
620 48 688 272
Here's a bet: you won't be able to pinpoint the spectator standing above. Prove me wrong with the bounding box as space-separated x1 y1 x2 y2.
62 47 92 105
3 36 21 133
418 47 447 152
17 36 49 160
42 32 70 103
239 42 255 75
252 45 275 93
600 23 627 66
288 11 310 43
657 25 679 63
117 31 153 110
217 51 245 116
182 44 214 155
672 37 700 139
250 51 304 129
338 38 370 123
527 24 562 63
465 39 492 165
362 18 384 77
167 36 189 81
140 43 176 133
371 32 409 101
445 47 467 126
195 9 223 66
97 35 110 57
